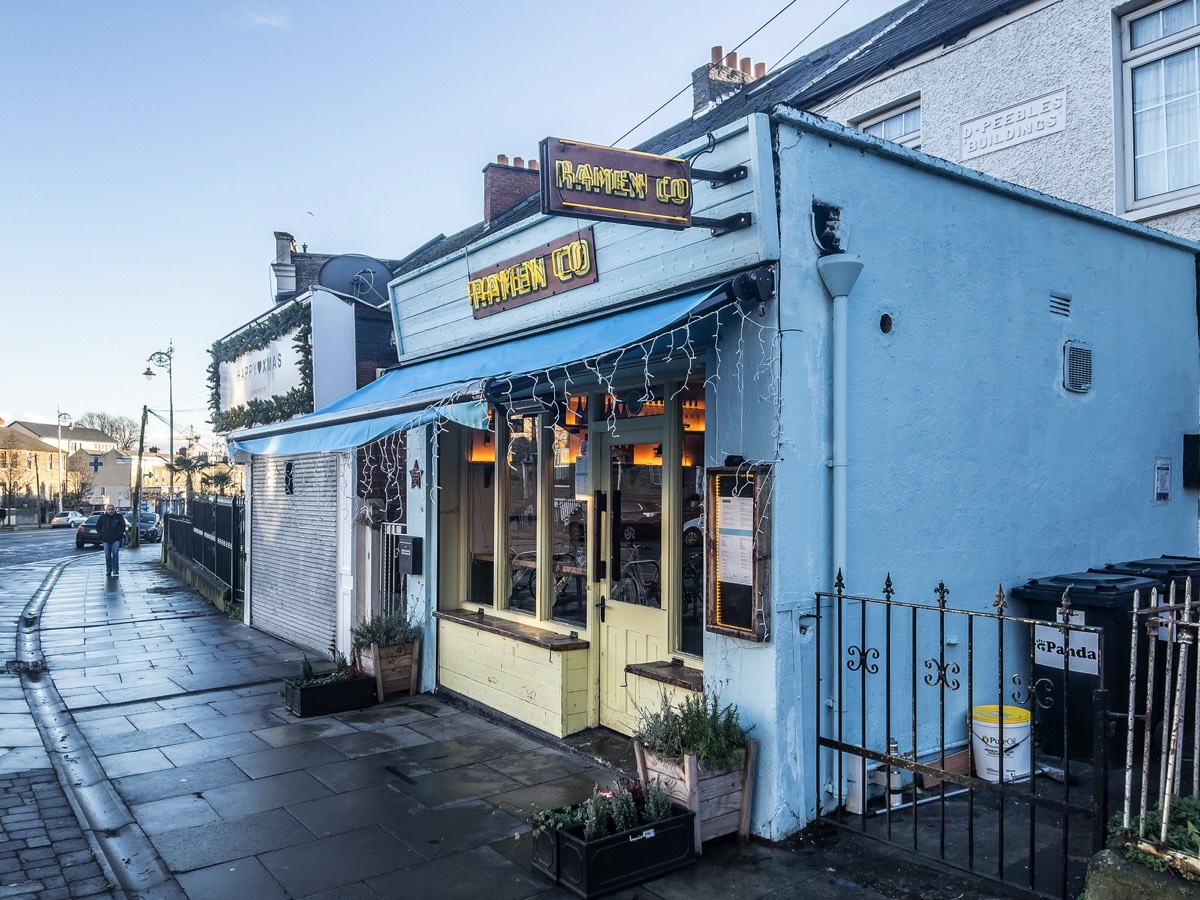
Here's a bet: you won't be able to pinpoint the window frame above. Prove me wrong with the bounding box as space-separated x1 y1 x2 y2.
856 97 922 149
1121 0 1200 215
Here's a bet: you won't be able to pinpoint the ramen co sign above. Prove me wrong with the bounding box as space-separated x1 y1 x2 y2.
218 326 304 412
540 137 692 230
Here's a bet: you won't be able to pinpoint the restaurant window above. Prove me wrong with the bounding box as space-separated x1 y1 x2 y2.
678 379 706 657
465 413 497 607
506 414 539 614
1123 0 1200 210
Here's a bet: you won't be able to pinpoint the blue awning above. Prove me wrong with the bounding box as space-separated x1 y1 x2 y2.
227 283 730 458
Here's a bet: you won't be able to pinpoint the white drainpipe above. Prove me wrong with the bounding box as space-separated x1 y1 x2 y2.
816 255 864 586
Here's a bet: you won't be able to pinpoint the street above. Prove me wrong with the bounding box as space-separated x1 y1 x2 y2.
0 527 109 570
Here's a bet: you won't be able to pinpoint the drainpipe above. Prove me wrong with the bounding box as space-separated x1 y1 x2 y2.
816 255 864 586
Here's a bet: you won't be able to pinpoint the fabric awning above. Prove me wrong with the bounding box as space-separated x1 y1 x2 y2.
227 282 731 458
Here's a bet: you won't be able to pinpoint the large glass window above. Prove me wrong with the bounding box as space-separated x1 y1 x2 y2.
678 380 706 657
551 410 588 627
1125 1 1200 207
465 415 497 606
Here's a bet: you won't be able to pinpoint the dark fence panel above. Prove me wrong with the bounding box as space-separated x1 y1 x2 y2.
165 497 244 602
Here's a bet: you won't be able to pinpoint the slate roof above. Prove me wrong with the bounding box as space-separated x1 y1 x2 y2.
9 422 116 446
391 0 1038 277
0 426 59 453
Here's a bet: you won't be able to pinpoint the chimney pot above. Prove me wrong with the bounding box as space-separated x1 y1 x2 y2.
514 156 524 168
497 154 509 166
740 57 752 75
711 46 724 65
528 159 539 171
724 52 738 69
755 62 767 79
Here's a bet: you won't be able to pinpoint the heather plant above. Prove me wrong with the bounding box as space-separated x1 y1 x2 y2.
634 691 751 772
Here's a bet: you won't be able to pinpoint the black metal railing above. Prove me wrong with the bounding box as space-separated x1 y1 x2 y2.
165 496 244 602
816 573 1110 899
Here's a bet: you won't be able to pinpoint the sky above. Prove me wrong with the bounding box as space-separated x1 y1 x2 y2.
0 0 904 453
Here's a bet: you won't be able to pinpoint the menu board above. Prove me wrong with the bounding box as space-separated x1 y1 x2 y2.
706 466 771 642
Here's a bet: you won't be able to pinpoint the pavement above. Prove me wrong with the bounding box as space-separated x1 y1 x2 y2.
0 548 1014 900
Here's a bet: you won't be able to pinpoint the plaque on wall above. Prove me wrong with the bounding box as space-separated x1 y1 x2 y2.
705 465 771 642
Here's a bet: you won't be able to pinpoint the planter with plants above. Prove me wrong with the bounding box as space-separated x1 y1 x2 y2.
351 610 421 701
632 691 758 852
530 778 695 898
282 654 377 718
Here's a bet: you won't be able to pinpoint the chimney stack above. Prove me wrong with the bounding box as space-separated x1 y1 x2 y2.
271 231 297 305
692 45 757 117
483 155 541 226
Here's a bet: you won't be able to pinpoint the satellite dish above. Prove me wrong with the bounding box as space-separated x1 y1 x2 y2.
317 255 394 305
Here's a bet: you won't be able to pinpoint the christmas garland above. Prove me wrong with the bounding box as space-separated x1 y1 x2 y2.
208 303 313 434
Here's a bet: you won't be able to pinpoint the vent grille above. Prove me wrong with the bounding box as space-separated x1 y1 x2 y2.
1064 341 1092 393
1050 294 1071 317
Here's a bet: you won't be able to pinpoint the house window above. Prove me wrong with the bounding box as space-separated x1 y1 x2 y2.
1123 0 1200 208
860 100 921 148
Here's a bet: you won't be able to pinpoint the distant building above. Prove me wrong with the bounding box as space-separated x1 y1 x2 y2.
9 421 117 455
74 449 134 509
0 425 59 506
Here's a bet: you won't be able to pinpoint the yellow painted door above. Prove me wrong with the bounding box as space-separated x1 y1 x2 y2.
596 424 669 734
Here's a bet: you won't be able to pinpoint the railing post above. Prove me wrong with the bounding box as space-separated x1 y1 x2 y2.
1092 686 1110 852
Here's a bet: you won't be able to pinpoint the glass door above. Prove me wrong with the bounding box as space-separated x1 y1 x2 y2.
595 419 669 733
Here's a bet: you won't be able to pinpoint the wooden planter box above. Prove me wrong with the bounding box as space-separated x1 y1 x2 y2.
531 804 696 898
282 675 377 718
368 639 419 701
634 738 758 853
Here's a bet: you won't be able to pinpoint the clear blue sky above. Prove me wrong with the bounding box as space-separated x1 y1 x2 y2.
1 0 902 452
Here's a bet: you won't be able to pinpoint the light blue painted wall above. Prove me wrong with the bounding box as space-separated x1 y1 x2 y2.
713 112 1200 838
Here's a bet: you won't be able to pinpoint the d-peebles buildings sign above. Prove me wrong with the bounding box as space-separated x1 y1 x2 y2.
467 228 598 318
540 138 692 230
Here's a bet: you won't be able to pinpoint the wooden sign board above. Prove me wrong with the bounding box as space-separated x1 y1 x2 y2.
705 465 770 642
540 137 692 230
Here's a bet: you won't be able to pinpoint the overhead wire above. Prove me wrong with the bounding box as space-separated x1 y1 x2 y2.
610 0 862 147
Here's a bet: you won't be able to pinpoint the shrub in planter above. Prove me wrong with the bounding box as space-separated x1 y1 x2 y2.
632 691 758 851
282 654 377 718
530 778 695 898
350 611 421 700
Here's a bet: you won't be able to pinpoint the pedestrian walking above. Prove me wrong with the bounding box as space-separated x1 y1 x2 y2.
98 504 126 576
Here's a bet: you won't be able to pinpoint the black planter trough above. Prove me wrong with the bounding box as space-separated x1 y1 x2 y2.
531 804 696 898
282 675 377 718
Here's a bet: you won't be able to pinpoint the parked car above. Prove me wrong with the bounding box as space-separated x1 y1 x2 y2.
75 514 104 549
135 512 163 543
50 511 86 528
683 514 704 548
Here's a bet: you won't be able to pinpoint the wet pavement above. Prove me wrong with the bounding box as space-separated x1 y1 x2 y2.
0 549 1014 899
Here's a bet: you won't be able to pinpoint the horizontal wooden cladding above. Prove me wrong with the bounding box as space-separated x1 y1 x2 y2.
437 618 590 738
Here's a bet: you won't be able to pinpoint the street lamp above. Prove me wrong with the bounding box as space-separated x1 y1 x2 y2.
144 342 174 510
56 409 70 514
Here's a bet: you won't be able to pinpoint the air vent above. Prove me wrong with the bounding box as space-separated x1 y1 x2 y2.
1063 341 1092 393
1050 294 1071 317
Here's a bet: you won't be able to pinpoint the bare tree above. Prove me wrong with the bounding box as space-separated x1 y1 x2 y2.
75 412 138 451
0 434 31 505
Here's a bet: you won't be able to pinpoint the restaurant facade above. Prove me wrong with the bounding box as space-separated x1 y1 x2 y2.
229 109 1200 837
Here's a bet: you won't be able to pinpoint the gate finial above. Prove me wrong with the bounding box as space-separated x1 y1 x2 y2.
883 573 894 601
994 584 1007 615
835 569 845 596
934 580 950 609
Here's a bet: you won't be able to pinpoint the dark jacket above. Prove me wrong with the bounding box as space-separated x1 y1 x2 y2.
98 511 126 543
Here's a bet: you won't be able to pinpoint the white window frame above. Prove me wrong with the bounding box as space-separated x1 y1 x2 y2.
857 98 922 149
1121 0 1200 216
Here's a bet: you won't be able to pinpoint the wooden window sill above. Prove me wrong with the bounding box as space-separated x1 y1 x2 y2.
435 609 589 652
624 659 703 692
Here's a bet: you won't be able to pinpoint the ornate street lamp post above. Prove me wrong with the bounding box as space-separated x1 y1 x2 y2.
56 409 70 514
144 342 174 510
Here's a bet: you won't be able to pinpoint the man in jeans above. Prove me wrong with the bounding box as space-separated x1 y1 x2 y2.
98 505 126 577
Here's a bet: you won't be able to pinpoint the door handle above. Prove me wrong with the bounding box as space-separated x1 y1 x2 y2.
596 594 606 623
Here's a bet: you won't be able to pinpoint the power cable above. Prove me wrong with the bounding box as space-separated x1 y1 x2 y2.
611 0 806 146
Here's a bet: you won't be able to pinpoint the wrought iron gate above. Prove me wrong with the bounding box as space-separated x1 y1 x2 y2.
815 575 1112 899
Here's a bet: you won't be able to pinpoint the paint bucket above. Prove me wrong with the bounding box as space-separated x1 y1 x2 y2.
970 705 1031 783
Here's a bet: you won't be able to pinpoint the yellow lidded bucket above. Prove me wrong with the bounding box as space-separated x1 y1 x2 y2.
970 705 1031 783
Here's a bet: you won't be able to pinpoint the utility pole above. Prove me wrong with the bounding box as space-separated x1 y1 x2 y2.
130 406 147 550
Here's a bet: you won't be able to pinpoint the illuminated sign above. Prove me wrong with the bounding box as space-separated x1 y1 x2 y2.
467 228 598 318
540 138 692 230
